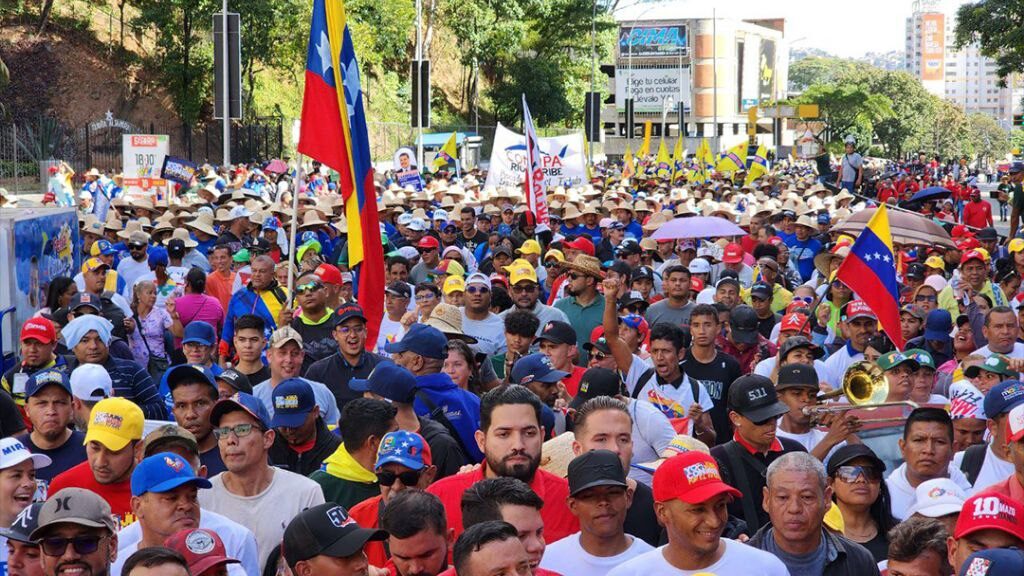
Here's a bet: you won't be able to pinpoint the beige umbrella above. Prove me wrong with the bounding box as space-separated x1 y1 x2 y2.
831 207 955 249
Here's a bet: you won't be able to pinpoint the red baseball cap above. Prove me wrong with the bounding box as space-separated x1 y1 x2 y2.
954 491 1024 541
314 263 343 286
20 317 56 344
955 236 981 252
961 249 986 266
779 312 811 335
768 236 784 246
653 452 741 504
563 236 595 257
165 528 240 575
417 236 440 250
722 243 744 264
690 277 705 292
844 300 877 321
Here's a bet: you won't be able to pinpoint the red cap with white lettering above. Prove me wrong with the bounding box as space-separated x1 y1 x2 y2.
652 452 741 505
955 491 1024 540
20 317 56 344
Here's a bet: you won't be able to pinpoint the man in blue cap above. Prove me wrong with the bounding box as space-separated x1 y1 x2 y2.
906 309 954 367
111 452 213 575
958 548 1024 576
509 353 569 437
181 321 221 374
957 379 1024 492
268 378 341 476
350 360 466 478
386 323 483 463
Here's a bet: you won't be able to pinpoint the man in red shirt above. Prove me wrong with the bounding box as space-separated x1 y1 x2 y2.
427 385 578 543
962 189 994 229
48 396 144 528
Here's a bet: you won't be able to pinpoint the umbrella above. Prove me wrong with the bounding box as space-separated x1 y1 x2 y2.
830 207 955 249
909 186 951 204
265 159 289 174
649 216 746 241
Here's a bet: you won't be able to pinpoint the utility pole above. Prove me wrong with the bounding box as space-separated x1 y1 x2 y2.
221 0 230 166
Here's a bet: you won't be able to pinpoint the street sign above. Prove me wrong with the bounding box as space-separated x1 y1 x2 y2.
122 134 169 196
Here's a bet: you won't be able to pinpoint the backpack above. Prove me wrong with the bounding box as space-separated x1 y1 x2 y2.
959 443 987 487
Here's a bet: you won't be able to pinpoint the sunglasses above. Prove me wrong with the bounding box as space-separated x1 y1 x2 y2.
466 285 490 294
569 273 584 280
417 248 437 254
295 281 323 294
792 295 814 304
591 351 609 361
213 423 259 440
377 469 422 487
834 465 882 483
544 261 560 268
915 295 938 302
511 284 538 293
41 536 105 557
129 243 146 250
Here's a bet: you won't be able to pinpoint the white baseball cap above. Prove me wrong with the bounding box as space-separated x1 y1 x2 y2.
432 209 449 222
70 364 113 402
0 437 52 470
396 213 414 226
465 272 490 287
688 258 712 275
228 205 252 220
407 218 427 232
398 246 419 260
907 478 967 518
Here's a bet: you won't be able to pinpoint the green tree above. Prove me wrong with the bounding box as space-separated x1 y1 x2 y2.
788 57 868 92
844 68 934 158
955 0 1024 85
967 112 1011 167
911 99 971 160
795 83 894 150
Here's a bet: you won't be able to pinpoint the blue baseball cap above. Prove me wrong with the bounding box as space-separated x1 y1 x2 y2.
375 431 431 471
26 368 72 398
263 216 281 231
350 361 417 404
510 353 569 386
983 379 1024 418
923 309 953 342
271 378 316 428
165 364 217 392
182 321 216 346
148 245 169 268
210 392 270 428
93 239 117 256
958 548 1024 576
130 452 212 497
383 324 447 359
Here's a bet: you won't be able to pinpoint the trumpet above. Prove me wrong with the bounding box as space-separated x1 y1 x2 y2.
803 361 919 425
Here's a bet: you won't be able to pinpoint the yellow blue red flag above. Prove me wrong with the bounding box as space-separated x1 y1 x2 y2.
298 0 385 349
834 204 904 350
656 139 671 178
622 144 635 179
716 142 747 174
744 145 769 185
670 137 685 182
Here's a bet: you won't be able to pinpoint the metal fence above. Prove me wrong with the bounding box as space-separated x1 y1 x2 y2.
0 117 284 194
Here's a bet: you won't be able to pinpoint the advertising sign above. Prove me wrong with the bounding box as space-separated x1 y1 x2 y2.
615 67 691 113
393 147 423 191
758 39 776 103
482 124 586 190
921 13 945 82
122 134 169 195
160 155 199 186
12 210 80 350
619 25 689 58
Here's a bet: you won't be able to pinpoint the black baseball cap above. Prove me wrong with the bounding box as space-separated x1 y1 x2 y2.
70 292 102 313
729 305 759 345
567 449 627 497
0 502 43 544
905 262 925 280
569 367 622 410
385 281 412 299
335 303 367 324
826 444 886 476
535 320 577 346
216 368 252 395
631 266 654 282
282 503 386 567
603 260 632 278
167 238 186 258
749 282 772 299
728 374 789 422
779 336 824 360
776 364 820 391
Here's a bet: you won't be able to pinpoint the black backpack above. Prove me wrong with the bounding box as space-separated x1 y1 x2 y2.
959 443 987 487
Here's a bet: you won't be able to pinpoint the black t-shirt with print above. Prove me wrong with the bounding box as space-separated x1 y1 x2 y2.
681 349 742 444
459 229 489 253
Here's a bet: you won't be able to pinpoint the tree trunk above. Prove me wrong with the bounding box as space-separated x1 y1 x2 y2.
183 9 191 122
119 0 126 48
37 0 55 35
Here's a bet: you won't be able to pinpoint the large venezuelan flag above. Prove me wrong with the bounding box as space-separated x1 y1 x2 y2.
834 204 904 350
298 0 385 349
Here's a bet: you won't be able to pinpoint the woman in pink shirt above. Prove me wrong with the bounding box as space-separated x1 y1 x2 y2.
171 267 225 347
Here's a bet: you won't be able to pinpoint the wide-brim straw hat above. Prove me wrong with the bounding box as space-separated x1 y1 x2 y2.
298 210 328 228
814 246 850 277
561 204 583 220
561 254 605 279
423 303 478 344
540 432 575 478
166 227 198 249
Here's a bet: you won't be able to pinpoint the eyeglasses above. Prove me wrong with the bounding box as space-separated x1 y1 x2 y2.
544 261 560 268
834 465 882 484
417 248 437 254
569 273 583 280
915 295 938 302
415 293 437 302
466 285 490 295
377 469 422 487
295 281 323 294
511 284 538 293
41 535 105 557
336 324 366 335
793 295 814 304
213 423 259 439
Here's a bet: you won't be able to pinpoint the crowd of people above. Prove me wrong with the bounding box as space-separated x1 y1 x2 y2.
3 147 1024 576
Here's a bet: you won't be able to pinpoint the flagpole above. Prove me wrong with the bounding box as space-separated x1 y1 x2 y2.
287 157 303 298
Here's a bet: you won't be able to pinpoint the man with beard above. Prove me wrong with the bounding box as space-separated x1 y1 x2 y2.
428 385 578 542
380 490 453 576
48 397 145 527
32 488 120 576
554 255 606 363
15 369 86 488
499 263 568 335
540 450 654 576
109 452 213 576
607 452 788 576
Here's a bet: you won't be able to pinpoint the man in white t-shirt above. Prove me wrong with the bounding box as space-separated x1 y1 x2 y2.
461 273 506 355
197 392 325 569
607 451 789 576
774 363 854 462
377 282 411 355
540 450 653 576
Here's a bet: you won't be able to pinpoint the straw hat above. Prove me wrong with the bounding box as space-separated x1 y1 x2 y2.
152 220 175 236
186 212 218 237
539 432 576 478
165 227 198 249
561 204 583 220
814 245 850 277
116 220 143 240
84 168 102 178
134 196 156 213
103 215 124 232
561 254 604 279
298 210 328 229
423 303 478 344
642 211 668 233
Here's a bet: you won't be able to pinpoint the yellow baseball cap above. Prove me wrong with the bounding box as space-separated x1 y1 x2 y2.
84 397 144 451
516 239 542 256
924 255 945 269
443 275 465 295
544 249 565 263
81 257 109 274
1010 238 1024 254
506 261 538 285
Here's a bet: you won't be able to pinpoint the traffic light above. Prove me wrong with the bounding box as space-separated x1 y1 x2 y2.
1014 113 1024 127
